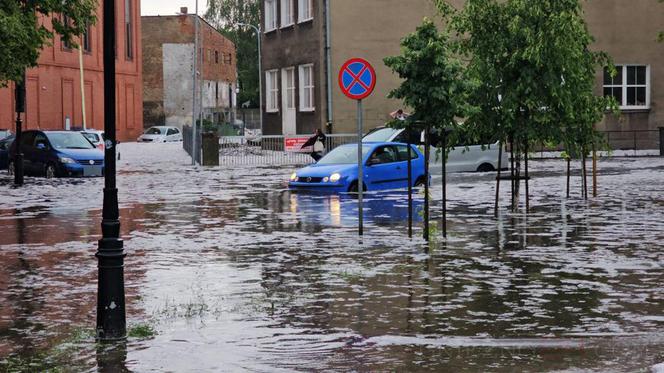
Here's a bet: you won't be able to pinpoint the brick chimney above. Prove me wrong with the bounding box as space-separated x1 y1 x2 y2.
180 7 188 14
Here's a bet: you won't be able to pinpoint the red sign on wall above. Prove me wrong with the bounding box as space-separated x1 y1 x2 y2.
284 137 312 153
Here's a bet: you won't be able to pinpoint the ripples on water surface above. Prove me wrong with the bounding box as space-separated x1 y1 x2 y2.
0 143 662 372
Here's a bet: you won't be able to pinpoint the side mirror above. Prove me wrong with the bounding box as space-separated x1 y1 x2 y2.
367 158 380 166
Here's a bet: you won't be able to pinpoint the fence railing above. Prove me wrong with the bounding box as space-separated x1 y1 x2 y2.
218 134 358 166
529 129 661 157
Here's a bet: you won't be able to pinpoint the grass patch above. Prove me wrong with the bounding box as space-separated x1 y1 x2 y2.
127 323 157 339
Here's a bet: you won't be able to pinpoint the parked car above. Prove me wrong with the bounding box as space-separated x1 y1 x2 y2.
8 130 104 178
81 129 105 151
0 129 12 140
137 126 182 142
0 135 15 170
289 142 426 193
362 126 509 173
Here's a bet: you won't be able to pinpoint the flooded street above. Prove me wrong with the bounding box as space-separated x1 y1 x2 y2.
0 143 662 372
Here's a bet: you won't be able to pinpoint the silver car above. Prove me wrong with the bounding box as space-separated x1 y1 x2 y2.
363 126 509 173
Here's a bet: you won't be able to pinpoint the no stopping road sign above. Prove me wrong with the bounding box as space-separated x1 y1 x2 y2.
339 58 376 101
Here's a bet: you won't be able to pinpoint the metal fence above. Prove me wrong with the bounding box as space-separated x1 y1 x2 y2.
218 134 358 166
182 125 201 164
529 129 662 157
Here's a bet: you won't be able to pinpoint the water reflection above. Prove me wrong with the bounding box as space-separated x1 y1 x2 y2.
287 191 424 228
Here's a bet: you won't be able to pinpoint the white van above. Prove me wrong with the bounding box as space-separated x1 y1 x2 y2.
362 127 509 173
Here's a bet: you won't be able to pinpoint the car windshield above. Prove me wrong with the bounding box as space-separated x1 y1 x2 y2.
317 145 372 165
46 133 95 150
145 127 165 135
82 133 100 142
362 128 399 142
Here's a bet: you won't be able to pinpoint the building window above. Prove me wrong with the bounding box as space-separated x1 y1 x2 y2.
216 82 219 100
62 16 72 50
266 70 279 112
225 53 232 65
299 64 314 111
298 0 313 22
264 0 277 32
281 0 294 27
284 67 295 109
125 0 133 60
215 50 219 64
83 25 92 53
603 65 649 109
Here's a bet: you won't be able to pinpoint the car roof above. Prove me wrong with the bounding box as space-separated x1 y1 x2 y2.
340 141 412 147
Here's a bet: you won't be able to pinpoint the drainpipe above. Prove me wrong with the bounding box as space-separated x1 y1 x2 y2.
324 0 333 134
78 45 87 130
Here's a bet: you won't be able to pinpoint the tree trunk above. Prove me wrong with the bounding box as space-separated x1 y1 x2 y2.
494 140 503 218
566 157 571 199
510 136 515 209
513 141 521 211
582 147 588 200
524 139 530 212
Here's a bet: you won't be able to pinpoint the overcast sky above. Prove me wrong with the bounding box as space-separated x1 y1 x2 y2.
141 0 208 16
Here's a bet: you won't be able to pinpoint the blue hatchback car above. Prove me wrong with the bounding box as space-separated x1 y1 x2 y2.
289 142 427 193
8 130 104 178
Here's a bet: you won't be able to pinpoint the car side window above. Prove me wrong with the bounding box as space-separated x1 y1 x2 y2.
396 145 419 161
167 129 176 136
369 146 398 164
394 129 421 145
20 132 36 147
34 133 49 148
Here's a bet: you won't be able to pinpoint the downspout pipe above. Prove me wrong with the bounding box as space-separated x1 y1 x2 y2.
324 0 333 133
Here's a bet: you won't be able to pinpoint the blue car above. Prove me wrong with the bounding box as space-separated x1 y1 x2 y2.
289 142 427 192
8 130 104 178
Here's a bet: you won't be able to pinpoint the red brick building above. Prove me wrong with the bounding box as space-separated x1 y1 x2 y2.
0 0 143 142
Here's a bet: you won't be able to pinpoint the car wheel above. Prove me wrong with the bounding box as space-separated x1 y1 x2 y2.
414 177 426 188
7 161 14 176
348 181 366 193
477 163 495 172
45 164 57 179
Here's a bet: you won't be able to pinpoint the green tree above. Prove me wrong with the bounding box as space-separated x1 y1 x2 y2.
0 0 97 86
383 18 471 149
441 0 615 207
206 0 260 107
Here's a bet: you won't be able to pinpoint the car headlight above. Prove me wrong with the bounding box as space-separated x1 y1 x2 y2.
290 172 297 181
329 173 341 182
59 157 75 164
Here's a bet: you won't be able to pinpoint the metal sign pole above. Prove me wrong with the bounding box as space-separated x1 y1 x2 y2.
357 99 364 236
407 136 413 238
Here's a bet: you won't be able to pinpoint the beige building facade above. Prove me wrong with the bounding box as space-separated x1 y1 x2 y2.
261 0 662 147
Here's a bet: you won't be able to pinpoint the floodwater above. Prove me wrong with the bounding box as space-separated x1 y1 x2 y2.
0 143 662 372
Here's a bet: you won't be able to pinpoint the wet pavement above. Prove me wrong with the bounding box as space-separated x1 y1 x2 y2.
0 143 662 372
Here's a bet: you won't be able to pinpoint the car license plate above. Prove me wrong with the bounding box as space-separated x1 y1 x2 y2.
83 165 103 177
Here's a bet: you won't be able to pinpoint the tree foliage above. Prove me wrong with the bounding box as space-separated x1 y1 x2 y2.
439 0 614 154
384 18 471 149
0 0 97 87
206 0 260 107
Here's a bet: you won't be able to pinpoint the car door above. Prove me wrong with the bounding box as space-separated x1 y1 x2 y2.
395 144 421 188
166 128 179 142
18 131 37 174
364 145 402 190
32 132 51 174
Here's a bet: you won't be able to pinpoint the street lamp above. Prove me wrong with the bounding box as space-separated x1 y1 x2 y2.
96 0 126 341
236 23 263 135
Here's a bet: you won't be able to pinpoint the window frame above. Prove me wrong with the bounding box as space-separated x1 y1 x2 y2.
603 64 650 110
264 0 278 33
298 64 315 112
125 0 133 60
284 67 296 110
298 0 313 23
281 0 295 28
266 69 280 113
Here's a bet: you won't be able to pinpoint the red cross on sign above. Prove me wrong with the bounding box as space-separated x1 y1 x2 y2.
338 58 377 100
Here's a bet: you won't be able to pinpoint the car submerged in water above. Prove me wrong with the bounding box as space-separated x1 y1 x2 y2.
8 130 104 178
289 142 427 193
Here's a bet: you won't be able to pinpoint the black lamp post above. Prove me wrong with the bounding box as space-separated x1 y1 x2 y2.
96 0 126 341
14 73 25 186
